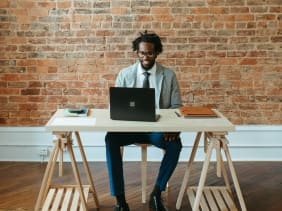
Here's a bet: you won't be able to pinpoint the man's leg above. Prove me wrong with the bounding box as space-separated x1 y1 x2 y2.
148 132 182 210
105 132 149 210
155 138 182 191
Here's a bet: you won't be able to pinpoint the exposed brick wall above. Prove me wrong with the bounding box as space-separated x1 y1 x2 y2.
0 0 281 126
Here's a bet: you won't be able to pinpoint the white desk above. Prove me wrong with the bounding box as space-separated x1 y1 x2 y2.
45 109 235 132
35 109 246 211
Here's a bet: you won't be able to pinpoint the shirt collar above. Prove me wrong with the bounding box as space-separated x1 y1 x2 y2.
137 62 156 75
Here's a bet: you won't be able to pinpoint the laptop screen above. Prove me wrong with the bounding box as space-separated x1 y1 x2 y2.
109 87 158 122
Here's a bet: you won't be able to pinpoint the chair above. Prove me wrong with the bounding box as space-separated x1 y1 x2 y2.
120 144 168 203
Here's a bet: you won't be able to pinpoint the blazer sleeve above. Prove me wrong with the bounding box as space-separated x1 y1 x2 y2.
169 72 182 109
158 66 182 109
115 71 124 87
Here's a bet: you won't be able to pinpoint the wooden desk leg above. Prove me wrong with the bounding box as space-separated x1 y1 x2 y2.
43 138 61 200
141 144 147 204
176 132 202 210
192 137 216 211
67 140 88 211
219 149 232 191
75 131 99 208
222 137 247 211
216 139 221 177
35 140 60 211
207 132 232 193
59 137 64 177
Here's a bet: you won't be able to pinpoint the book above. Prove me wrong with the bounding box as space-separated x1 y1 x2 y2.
64 107 89 117
178 106 217 118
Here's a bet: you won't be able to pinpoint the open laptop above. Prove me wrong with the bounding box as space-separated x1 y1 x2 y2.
109 87 160 122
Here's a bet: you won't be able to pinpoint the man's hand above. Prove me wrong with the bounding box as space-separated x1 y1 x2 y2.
163 132 180 142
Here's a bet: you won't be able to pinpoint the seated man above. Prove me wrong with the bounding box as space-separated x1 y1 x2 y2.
105 31 183 211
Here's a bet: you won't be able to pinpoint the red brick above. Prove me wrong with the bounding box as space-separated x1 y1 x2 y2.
9 96 28 102
8 82 27 88
1 74 19 81
151 8 170 15
0 88 19 95
240 58 258 65
111 8 128 15
21 89 40 95
58 1 72 9
234 14 254 21
0 0 9 8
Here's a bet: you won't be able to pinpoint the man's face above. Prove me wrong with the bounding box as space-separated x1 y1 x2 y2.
137 42 157 70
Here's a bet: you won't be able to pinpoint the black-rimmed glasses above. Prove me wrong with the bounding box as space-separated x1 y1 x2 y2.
137 51 156 58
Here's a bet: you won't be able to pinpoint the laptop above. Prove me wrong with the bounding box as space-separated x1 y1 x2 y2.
109 87 160 122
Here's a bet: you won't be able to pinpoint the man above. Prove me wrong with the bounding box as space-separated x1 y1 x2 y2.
105 31 182 211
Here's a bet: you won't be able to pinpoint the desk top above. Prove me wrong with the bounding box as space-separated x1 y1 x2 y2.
46 109 235 132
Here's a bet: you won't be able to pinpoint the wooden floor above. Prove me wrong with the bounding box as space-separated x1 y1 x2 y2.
0 161 282 211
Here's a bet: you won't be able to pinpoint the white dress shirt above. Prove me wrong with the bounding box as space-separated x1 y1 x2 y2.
136 62 159 108
136 62 156 88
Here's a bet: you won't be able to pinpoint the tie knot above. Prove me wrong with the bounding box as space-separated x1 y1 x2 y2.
143 71 150 76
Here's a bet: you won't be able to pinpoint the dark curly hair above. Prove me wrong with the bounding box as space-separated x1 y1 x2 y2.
132 30 163 54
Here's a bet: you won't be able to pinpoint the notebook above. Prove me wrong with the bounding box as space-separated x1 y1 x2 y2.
178 106 217 118
109 87 160 122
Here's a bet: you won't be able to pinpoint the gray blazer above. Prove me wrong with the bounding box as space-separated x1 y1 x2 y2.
115 61 182 109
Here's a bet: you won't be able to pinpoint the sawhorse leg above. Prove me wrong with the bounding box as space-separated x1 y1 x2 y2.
35 140 60 211
176 132 247 211
75 131 99 207
221 136 247 211
35 131 99 211
176 132 202 209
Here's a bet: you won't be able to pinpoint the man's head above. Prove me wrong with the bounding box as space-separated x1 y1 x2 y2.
132 31 163 70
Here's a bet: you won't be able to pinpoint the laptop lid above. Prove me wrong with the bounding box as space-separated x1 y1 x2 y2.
109 87 159 122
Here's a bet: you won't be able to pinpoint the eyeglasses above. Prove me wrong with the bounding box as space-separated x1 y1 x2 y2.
137 51 156 58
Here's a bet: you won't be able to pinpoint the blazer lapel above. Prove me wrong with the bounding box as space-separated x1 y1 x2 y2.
155 63 164 107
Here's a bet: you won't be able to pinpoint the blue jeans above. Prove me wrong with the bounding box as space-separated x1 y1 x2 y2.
105 132 182 196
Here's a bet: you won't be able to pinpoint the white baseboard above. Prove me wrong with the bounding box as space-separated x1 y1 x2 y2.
0 126 281 162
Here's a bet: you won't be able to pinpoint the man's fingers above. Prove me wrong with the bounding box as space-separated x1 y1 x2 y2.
164 134 178 141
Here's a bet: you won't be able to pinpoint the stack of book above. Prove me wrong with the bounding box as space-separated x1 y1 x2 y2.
64 108 89 117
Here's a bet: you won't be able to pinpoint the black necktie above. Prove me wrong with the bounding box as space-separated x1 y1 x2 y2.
143 71 150 88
